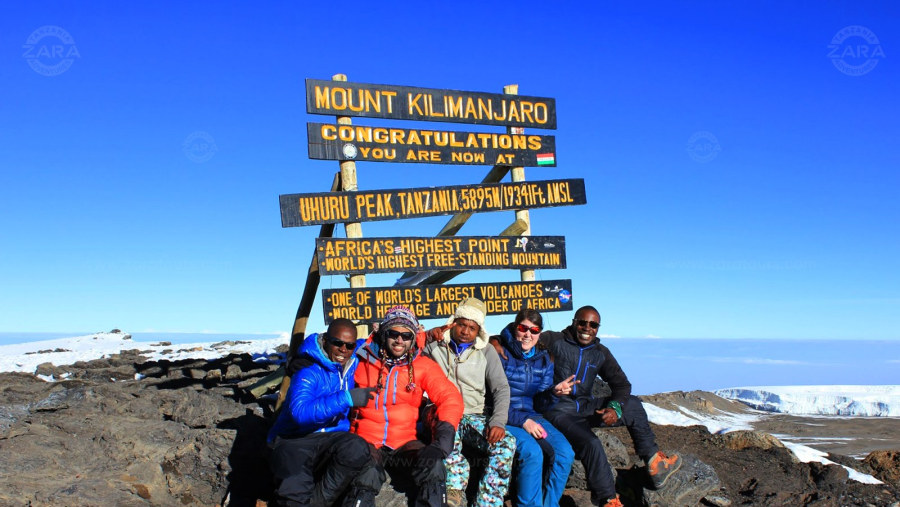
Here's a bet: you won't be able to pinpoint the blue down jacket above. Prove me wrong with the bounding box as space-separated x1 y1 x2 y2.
267 332 362 443
497 323 555 427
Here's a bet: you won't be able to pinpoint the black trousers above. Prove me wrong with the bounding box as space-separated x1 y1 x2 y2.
352 440 446 507
269 431 372 507
546 395 659 500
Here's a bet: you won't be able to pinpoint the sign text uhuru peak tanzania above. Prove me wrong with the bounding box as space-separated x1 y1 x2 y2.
280 179 585 227
306 79 557 129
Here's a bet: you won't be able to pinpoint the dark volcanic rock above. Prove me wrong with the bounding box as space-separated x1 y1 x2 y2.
865 449 900 487
642 453 721 506
0 355 898 506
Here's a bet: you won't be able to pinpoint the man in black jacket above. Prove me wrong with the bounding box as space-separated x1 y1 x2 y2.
540 306 681 507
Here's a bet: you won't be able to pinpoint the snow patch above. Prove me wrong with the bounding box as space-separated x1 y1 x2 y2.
645 402 760 434
782 441 882 484
0 331 287 375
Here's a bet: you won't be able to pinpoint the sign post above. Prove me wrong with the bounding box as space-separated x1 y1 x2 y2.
504 84 535 282
332 74 368 339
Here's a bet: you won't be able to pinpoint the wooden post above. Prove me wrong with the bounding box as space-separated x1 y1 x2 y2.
332 74 369 339
505 84 535 282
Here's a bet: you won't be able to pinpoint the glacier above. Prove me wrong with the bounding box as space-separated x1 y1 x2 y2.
714 385 900 417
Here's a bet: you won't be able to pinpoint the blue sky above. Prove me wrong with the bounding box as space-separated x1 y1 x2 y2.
1 2 897 340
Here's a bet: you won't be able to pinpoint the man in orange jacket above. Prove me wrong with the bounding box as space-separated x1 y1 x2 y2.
349 305 464 507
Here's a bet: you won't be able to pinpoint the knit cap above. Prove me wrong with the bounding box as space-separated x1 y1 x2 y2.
380 305 419 332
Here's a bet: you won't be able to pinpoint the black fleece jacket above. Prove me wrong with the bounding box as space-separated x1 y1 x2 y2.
539 326 632 415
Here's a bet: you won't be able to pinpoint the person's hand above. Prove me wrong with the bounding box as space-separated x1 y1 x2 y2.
349 387 377 407
486 426 506 445
522 419 547 439
413 443 445 481
596 407 619 426
489 336 507 360
553 374 579 396
426 325 448 345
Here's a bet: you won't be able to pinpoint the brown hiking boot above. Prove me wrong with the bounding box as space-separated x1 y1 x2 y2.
648 451 683 488
446 489 466 507
602 495 624 507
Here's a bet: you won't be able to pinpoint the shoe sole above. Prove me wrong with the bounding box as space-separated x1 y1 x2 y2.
653 457 683 489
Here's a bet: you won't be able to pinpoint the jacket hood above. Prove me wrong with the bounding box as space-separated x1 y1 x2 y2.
501 323 547 361
299 332 360 373
440 319 489 350
500 324 526 360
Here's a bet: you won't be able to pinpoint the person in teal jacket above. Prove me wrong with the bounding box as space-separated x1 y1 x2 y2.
267 318 377 506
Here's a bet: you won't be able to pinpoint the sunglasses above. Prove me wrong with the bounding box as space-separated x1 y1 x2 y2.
327 337 356 351
385 329 415 342
574 319 600 329
516 324 542 335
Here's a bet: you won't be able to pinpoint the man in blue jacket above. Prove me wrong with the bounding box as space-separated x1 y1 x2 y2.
268 318 376 506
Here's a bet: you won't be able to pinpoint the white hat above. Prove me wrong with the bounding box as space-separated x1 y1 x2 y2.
444 297 489 343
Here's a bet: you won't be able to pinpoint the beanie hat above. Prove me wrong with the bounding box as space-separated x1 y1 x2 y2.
381 305 419 332
376 305 419 393
443 297 489 343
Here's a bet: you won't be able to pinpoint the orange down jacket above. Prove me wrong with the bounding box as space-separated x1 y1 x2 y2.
350 336 463 449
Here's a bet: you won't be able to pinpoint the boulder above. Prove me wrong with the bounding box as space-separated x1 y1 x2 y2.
566 429 631 489
864 450 900 486
642 453 722 506
719 430 785 451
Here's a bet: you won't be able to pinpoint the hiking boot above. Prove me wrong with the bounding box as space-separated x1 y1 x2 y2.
446 488 466 507
648 451 683 489
602 495 624 507
591 492 623 507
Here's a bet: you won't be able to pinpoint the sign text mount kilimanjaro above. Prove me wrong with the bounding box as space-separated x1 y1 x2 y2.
306 79 557 129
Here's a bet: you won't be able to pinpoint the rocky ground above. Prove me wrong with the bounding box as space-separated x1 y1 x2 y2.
0 350 898 506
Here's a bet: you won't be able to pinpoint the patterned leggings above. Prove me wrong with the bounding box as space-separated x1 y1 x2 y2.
445 414 516 507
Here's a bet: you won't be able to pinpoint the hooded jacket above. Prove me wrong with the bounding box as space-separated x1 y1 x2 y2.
540 326 632 415
267 332 361 443
424 325 511 428
496 324 555 427
351 334 463 449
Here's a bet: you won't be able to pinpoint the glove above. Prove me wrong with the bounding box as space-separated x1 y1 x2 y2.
431 419 456 456
349 387 376 407
413 443 446 482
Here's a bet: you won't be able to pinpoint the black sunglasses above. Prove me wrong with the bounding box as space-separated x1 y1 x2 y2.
385 329 415 342
327 337 355 351
574 319 600 329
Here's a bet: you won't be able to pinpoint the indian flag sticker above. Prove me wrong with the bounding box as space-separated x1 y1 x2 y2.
536 153 555 166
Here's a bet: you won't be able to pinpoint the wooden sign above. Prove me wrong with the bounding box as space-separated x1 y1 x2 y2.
280 178 586 227
317 235 566 275
306 79 557 129
323 279 573 323
308 123 556 166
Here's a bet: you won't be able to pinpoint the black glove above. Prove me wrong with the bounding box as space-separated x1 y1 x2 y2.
431 419 456 457
413 443 446 482
349 387 376 407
